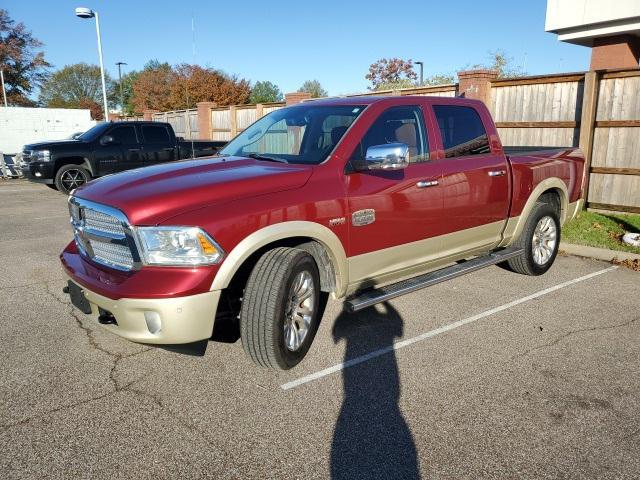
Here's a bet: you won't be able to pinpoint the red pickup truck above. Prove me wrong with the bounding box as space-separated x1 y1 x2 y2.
61 96 585 369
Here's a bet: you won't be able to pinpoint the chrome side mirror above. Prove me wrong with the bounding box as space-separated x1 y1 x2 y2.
360 143 409 171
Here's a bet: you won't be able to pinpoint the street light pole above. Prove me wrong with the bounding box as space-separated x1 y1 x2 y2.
0 69 7 107
415 61 424 86
75 7 109 121
116 61 127 113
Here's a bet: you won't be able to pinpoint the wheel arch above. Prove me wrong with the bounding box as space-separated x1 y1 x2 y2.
54 157 94 177
211 221 349 298
501 177 569 247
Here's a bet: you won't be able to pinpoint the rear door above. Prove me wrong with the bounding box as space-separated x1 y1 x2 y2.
429 103 510 255
345 104 444 285
141 124 177 164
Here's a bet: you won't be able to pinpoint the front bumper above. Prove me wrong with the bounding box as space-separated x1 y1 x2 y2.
64 272 221 344
23 161 55 183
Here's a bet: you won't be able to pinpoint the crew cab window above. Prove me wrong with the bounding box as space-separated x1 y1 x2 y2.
109 125 138 144
433 105 490 158
142 125 171 143
220 105 364 165
350 106 427 163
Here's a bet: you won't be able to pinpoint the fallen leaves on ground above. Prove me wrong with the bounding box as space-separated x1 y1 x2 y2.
612 258 640 272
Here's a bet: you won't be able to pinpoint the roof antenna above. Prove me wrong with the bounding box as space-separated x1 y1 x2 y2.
187 12 196 159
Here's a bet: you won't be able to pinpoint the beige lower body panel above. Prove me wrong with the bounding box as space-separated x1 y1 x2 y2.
66 273 221 344
346 221 504 295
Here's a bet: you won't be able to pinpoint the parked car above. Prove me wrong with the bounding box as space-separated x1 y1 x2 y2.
60 96 585 369
21 121 226 194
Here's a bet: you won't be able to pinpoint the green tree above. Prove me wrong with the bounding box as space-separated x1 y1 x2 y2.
0 9 50 106
250 80 282 103
470 50 526 78
118 70 139 114
423 73 455 86
38 63 116 119
298 79 327 98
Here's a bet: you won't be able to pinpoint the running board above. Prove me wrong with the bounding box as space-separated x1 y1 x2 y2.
345 247 524 312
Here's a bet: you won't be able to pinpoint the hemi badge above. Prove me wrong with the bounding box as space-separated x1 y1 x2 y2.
352 209 375 226
329 217 346 227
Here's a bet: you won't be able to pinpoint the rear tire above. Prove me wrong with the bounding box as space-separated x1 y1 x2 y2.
506 201 560 276
240 247 321 370
54 164 90 195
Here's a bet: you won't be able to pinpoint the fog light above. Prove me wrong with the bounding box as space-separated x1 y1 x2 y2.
144 311 162 334
35 172 42 177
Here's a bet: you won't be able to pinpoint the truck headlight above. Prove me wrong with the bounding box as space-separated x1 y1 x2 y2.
136 227 224 266
35 150 51 162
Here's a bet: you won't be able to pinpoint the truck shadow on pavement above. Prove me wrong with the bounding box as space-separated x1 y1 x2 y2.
330 301 420 480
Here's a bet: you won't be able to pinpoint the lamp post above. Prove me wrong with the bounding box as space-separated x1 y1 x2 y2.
116 61 127 113
415 61 424 86
75 7 109 120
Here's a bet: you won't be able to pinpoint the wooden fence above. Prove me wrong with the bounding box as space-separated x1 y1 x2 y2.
151 109 199 139
138 70 638 212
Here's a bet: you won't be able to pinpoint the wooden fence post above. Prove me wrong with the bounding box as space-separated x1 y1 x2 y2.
256 103 264 119
229 105 238 138
578 71 600 209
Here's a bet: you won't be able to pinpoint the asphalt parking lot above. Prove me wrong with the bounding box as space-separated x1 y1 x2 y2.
1 179 639 479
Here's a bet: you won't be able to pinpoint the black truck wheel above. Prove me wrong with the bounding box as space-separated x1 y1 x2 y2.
240 247 321 370
54 165 90 194
506 200 560 276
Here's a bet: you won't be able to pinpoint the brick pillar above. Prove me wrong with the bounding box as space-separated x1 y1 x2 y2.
196 102 217 140
142 109 159 121
285 92 312 105
590 34 640 70
457 69 499 105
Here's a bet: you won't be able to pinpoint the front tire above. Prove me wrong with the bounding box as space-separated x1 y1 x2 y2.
54 165 90 195
240 247 321 370
506 201 560 276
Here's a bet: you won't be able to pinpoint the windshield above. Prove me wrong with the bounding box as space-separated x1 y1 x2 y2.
76 123 111 142
220 104 365 165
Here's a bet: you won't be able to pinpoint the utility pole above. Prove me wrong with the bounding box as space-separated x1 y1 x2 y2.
415 61 424 86
0 69 7 107
116 61 127 113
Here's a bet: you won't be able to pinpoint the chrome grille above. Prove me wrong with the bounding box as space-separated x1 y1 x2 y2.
69 197 141 271
84 209 126 236
89 241 135 270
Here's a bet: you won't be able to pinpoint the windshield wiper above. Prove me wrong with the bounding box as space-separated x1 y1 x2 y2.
247 153 289 164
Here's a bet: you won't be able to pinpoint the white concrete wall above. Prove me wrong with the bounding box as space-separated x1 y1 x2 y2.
546 0 640 46
0 107 96 154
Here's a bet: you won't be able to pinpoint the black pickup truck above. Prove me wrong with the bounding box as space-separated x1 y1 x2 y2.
21 121 226 194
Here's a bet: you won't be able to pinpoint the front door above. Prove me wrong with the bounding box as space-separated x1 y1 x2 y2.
345 105 444 286
430 103 510 256
95 124 142 175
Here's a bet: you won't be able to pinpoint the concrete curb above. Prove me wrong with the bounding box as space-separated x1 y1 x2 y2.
559 242 640 262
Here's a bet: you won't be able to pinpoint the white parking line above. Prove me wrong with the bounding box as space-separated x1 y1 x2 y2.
281 266 618 390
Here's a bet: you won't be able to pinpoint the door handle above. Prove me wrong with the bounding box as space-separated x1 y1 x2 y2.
488 170 506 177
163 147 175 151
416 180 439 188
128 148 141 152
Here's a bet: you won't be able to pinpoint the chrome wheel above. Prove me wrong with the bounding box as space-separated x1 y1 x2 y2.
61 169 87 190
532 215 557 265
283 270 315 352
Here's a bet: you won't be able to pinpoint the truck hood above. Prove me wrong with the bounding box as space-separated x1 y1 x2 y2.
74 156 313 225
24 140 82 150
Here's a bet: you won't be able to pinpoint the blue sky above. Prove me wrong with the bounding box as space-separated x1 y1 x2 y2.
5 0 590 96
